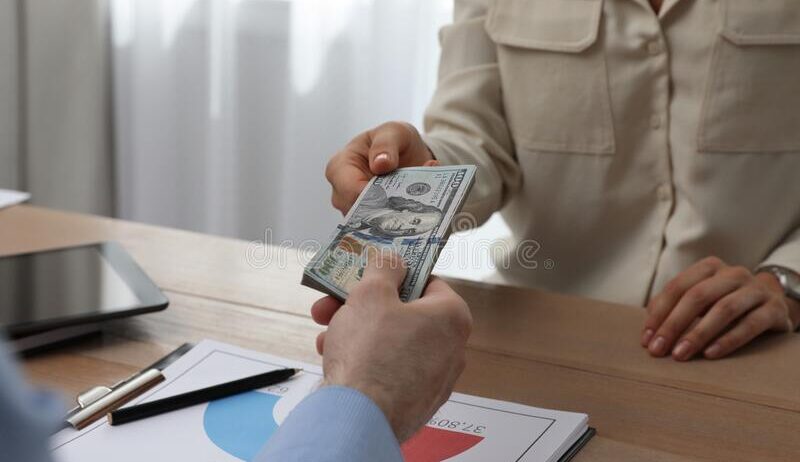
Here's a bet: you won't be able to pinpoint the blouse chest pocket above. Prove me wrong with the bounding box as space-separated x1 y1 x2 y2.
485 0 614 155
699 0 800 153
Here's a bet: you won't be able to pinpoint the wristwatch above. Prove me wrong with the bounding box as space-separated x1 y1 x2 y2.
758 265 800 330
759 266 800 301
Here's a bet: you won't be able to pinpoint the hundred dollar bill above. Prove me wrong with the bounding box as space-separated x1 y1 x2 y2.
303 165 476 302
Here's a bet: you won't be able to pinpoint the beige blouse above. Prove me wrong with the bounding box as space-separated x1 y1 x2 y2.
423 0 800 306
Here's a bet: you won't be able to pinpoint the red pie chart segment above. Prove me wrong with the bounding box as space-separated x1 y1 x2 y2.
401 426 484 462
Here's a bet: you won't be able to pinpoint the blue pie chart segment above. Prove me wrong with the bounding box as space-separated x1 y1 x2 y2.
203 391 281 461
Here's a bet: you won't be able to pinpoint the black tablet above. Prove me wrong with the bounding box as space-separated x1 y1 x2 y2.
0 241 168 338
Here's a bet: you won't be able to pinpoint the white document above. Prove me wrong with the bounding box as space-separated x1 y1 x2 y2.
0 189 30 210
52 340 590 462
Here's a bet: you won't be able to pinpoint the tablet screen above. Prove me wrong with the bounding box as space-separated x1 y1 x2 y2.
0 242 167 337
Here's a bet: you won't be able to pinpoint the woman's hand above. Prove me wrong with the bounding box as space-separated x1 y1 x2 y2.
642 257 800 361
325 122 436 215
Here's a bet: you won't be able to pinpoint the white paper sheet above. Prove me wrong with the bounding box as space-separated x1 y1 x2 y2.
0 189 30 210
52 340 589 462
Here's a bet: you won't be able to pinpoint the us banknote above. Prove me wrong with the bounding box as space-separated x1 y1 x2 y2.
303 165 477 302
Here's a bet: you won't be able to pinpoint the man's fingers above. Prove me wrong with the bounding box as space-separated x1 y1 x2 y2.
412 277 473 340
703 305 776 359
311 296 343 326
418 276 459 301
648 272 743 357
643 256 725 346
356 249 408 296
367 123 413 174
316 331 326 355
670 286 764 361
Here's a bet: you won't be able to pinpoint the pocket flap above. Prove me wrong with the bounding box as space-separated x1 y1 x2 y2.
722 0 800 45
485 0 603 53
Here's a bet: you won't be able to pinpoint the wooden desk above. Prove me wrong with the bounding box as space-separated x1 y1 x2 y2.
3 205 799 461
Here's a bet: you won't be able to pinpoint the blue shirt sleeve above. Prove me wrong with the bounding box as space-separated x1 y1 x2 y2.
257 385 403 462
0 342 64 462
0 340 402 462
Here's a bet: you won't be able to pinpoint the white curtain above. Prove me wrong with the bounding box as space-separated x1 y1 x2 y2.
111 0 454 243
0 0 114 215
0 0 18 189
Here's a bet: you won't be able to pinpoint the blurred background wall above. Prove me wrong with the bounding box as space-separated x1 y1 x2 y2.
0 0 17 189
0 0 455 242
0 0 114 215
111 0 453 243
0 0 509 275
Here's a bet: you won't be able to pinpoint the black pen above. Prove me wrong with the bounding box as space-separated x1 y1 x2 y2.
108 368 299 426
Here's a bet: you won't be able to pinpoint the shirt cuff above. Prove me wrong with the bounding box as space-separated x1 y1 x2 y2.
758 227 800 274
257 385 403 462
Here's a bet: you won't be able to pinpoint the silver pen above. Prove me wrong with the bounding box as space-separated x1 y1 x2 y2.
59 343 193 431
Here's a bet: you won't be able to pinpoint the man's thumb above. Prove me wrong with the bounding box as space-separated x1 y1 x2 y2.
362 247 408 292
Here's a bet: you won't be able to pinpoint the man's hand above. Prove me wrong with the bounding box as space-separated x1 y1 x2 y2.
310 250 472 441
325 122 436 215
642 257 800 361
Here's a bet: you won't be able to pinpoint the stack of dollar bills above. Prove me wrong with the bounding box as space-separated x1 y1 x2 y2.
303 165 476 302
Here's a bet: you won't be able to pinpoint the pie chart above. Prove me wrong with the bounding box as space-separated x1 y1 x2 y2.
203 390 485 462
203 391 280 461
402 426 485 462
